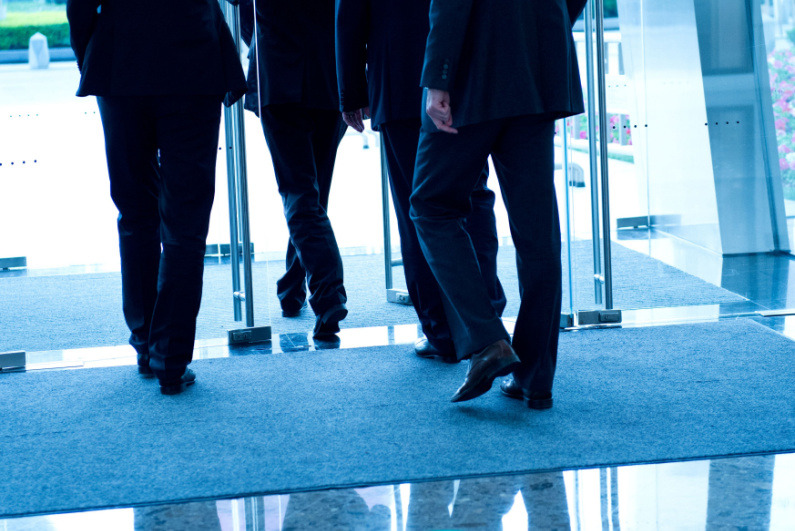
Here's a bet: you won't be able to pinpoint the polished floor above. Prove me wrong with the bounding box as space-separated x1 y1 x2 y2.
4 453 795 530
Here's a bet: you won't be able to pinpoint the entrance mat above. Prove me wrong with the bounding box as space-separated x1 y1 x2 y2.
0 242 746 353
1 318 793 518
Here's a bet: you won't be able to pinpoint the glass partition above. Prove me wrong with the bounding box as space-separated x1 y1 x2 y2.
0 0 269 355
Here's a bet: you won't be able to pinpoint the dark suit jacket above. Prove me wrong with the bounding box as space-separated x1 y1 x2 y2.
335 0 430 128
66 0 247 104
242 0 340 112
420 0 588 130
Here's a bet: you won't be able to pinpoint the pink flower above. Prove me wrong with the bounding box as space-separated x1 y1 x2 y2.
780 145 791 154
579 131 587 139
781 158 789 170
775 60 784 69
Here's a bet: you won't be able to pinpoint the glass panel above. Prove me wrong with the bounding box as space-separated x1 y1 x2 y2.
571 0 795 317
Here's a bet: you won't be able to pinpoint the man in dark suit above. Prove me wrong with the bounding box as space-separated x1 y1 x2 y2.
66 0 247 394
243 1 349 339
410 0 587 405
335 0 506 362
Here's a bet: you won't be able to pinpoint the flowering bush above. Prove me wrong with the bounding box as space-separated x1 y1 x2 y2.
556 114 632 146
769 48 795 188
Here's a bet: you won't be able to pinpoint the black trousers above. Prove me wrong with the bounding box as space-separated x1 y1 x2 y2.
379 118 505 354
96 95 222 376
259 104 347 317
410 115 561 395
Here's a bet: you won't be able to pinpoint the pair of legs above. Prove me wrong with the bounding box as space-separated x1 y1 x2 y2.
97 94 222 385
379 118 505 355
259 104 348 335
410 114 561 397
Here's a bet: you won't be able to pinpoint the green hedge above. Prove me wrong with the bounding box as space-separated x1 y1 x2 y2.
0 23 70 50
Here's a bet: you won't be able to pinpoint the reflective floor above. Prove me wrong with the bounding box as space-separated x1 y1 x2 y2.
3 450 794 530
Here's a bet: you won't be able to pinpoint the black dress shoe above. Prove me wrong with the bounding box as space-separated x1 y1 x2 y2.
451 339 520 403
137 354 155 379
313 304 348 338
281 301 307 318
500 378 553 410
159 368 196 396
414 338 459 364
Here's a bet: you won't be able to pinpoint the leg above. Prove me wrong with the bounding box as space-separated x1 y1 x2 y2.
260 105 347 330
277 241 307 315
410 124 508 359
380 119 455 356
466 166 507 316
97 96 161 369
275 102 343 316
491 116 561 398
148 95 222 379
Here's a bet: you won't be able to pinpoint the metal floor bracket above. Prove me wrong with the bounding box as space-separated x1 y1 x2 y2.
0 351 26 371
387 289 412 305
560 313 575 329
577 309 622 326
228 326 272 345
0 256 26 270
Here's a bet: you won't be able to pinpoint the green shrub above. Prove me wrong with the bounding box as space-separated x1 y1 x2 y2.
0 23 70 50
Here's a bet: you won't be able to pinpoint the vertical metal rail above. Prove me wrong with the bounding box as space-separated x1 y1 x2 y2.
222 0 255 327
380 134 394 290
223 88 242 322
595 0 614 310
562 118 575 319
584 2 604 306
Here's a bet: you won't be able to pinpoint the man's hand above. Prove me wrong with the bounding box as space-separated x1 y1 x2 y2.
342 106 370 133
425 88 457 134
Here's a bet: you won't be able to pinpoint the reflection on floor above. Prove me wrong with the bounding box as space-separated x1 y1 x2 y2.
4 454 794 530
618 228 795 313
6 315 795 530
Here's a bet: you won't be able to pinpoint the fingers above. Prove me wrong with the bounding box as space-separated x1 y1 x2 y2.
425 89 458 134
427 104 458 134
342 110 365 133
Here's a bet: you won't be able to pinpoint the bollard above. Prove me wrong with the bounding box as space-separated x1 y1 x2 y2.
28 32 50 69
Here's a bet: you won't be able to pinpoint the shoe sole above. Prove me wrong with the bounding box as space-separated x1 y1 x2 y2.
526 396 554 410
451 358 520 403
138 367 155 379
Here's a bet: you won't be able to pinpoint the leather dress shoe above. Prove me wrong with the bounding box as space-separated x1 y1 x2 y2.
500 377 553 410
159 368 196 396
313 304 348 338
137 355 155 379
451 339 520 403
282 301 307 318
414 338 459 364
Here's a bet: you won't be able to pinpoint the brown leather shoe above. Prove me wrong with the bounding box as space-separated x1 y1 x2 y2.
451 339 520 402
500 377 554 410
